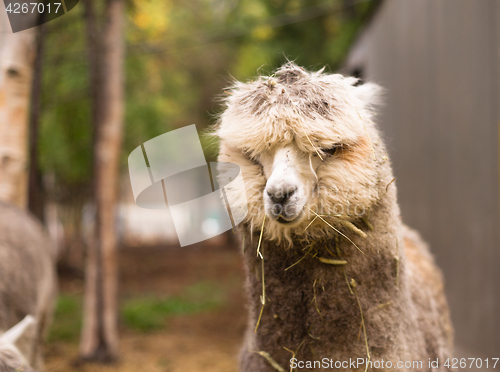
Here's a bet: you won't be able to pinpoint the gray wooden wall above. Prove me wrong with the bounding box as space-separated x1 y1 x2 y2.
345 0 500 357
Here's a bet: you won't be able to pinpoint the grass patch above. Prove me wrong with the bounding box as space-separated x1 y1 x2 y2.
48 282 226 341
48 294 82 343
121 281 225 332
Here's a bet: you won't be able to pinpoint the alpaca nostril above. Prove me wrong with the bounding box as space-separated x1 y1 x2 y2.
267 188 296 205
271 193 285 204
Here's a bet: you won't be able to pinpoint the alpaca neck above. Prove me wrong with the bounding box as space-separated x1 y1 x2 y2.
240 189 406 359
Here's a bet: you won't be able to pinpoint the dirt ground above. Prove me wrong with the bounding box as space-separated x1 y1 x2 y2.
46 239 247 372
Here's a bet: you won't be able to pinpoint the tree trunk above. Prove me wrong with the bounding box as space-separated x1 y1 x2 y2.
28 24 46 221
80 0 125 362
0 5 38 208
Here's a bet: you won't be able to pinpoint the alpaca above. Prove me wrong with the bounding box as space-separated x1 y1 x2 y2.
215 63 454 371
0 316 38 372
0 202 57 371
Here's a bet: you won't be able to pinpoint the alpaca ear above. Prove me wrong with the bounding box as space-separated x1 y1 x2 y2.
0 315 37 358
353 82 384 107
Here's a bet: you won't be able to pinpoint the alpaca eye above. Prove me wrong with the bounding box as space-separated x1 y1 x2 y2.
322 145 341 156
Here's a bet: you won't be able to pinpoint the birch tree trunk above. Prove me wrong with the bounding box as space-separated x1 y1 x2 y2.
80 0 124 362
0 4 38 208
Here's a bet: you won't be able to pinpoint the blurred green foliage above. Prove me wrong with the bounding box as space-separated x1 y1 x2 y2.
48 282 226 342
122 282 225 332
39 0 379 200
48 294 82 342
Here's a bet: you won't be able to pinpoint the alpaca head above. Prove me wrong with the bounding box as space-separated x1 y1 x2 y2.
217 63 390 243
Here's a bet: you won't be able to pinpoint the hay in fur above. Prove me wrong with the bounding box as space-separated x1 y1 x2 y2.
254 215 267 334
309 208 364 254
254 351 285 372
350 278 370 370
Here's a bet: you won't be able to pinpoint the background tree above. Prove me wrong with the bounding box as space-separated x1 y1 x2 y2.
79 0 125 362
28 22 47 221
0 5 39 208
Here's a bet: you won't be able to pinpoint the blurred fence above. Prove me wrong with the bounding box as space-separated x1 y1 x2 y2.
345 0 500 357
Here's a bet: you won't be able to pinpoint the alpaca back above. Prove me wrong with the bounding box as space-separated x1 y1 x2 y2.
0 202 57 369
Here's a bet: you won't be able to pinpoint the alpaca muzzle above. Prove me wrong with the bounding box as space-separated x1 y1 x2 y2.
263 145 308 224
265 181 304 223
